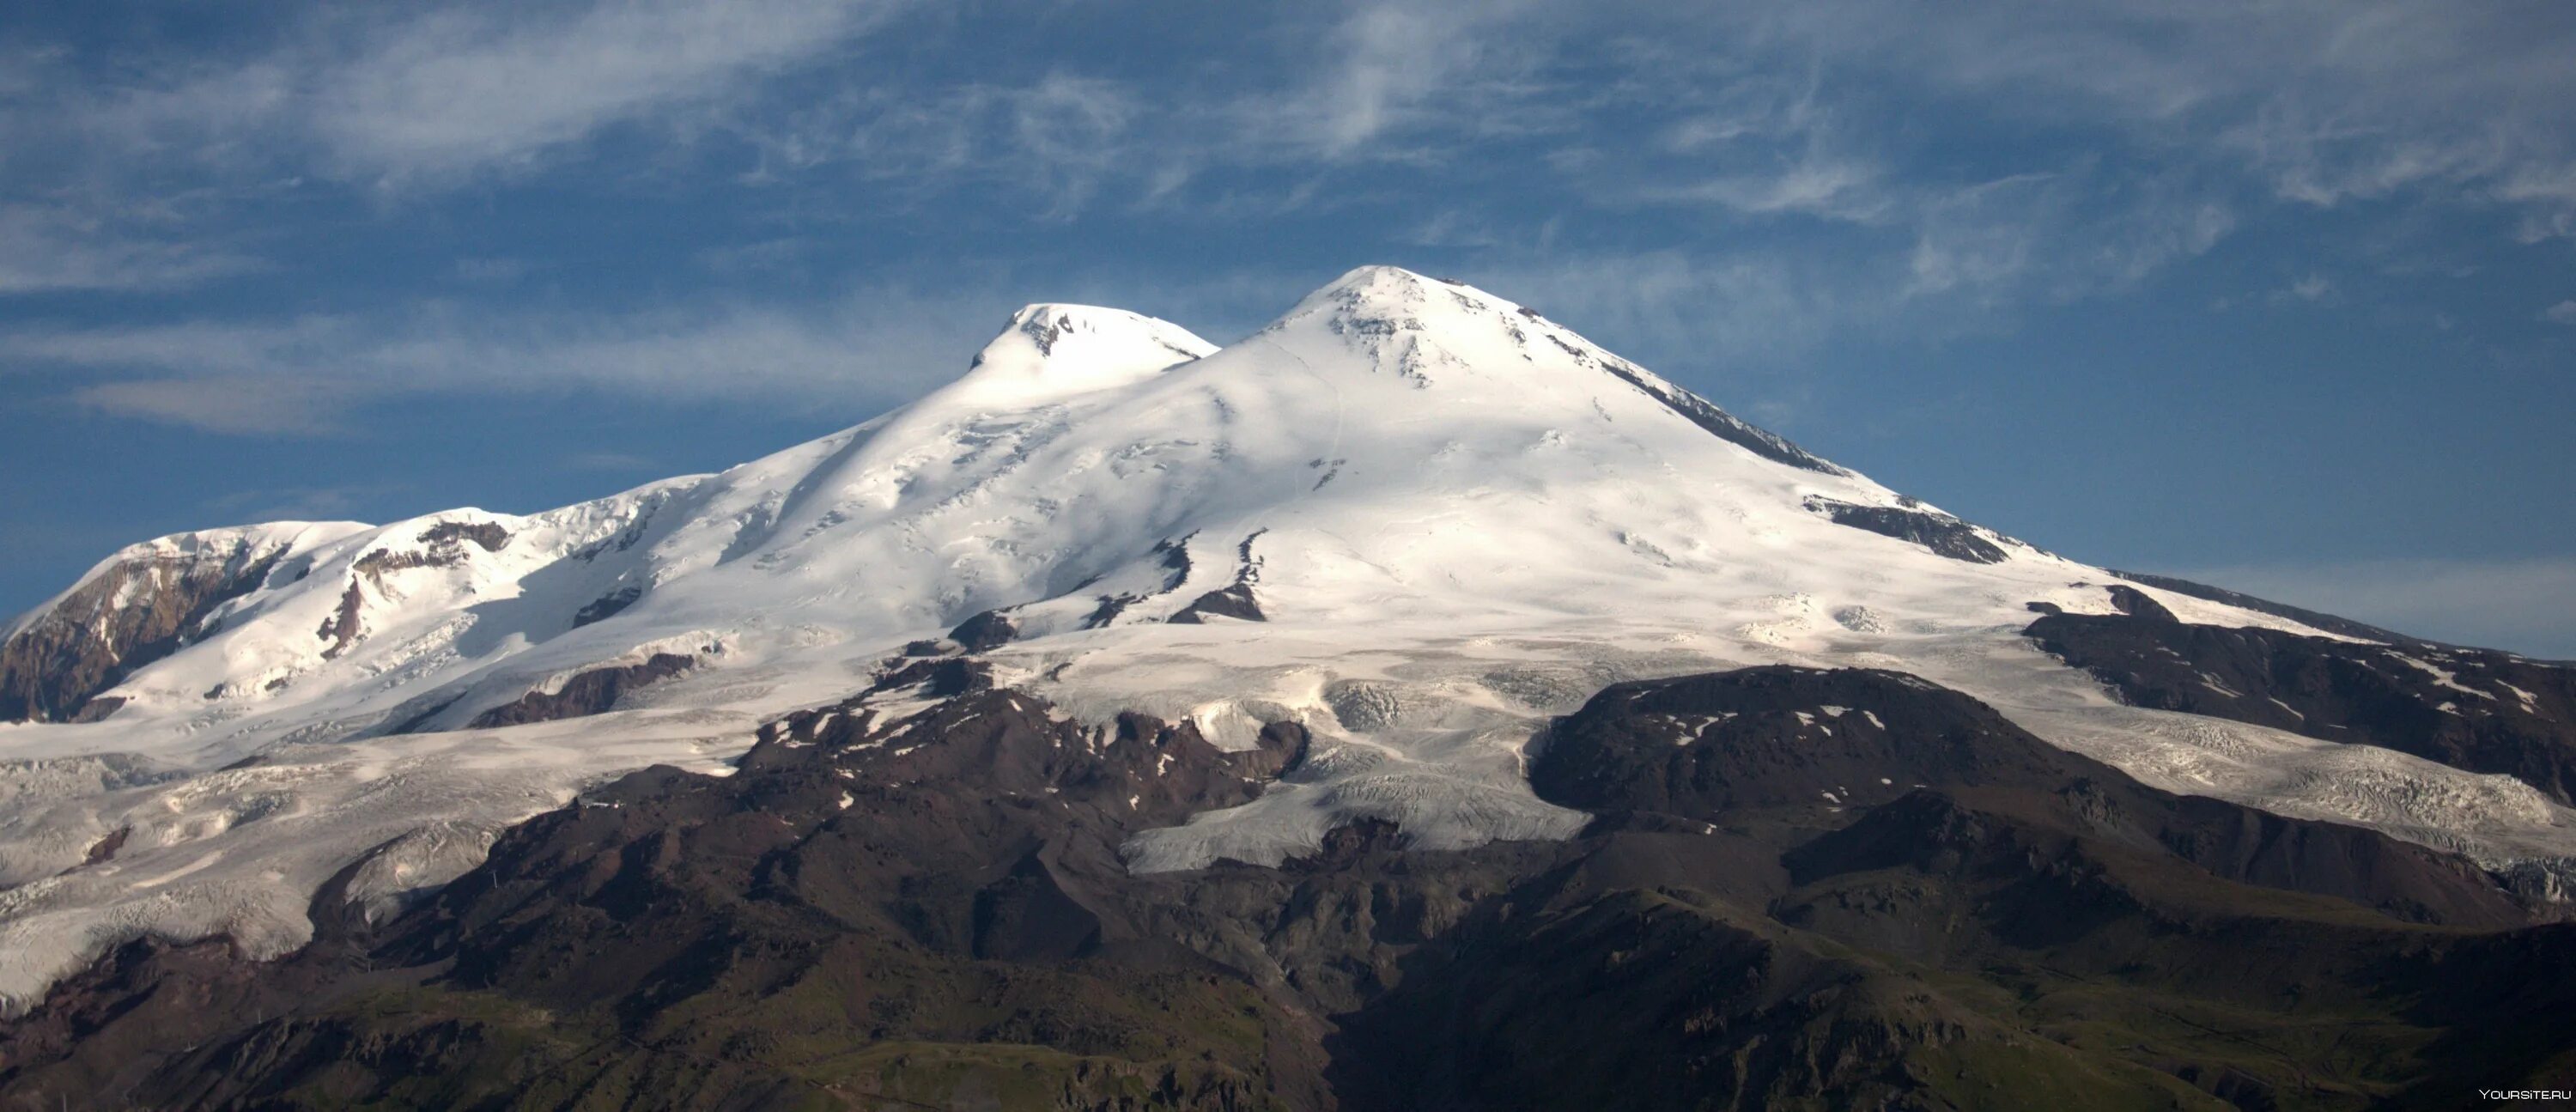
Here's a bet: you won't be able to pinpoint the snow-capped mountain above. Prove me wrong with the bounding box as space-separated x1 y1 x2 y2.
3 265 2571 1016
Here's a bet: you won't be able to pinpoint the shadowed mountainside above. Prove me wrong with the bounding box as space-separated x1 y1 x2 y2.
3 664 2573 1110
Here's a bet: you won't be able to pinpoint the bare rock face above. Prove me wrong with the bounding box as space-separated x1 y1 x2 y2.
1540 665 2534 928
1170 530 1268 624
1534 665 2084 817
1167 584 1263 623
464 653 698 729
1801 495 2011 563
7 666 2574 1111
570 585 643 628
2028 598 2576 804
945 608 1018 651
0 538 292 723
315 520 517 659
2109 568 2431 645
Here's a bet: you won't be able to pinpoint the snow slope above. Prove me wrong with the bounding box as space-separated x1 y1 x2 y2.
3 266 2569 1012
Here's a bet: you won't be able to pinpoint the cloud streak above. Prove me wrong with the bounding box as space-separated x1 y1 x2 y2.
28 0 908 187
8 0 2575 424
0 205 263 295
3 287 1000 434
12 0 2574 311
0 0 916 298
314 0 907 183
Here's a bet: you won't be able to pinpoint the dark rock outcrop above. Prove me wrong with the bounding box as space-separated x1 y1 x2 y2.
0 540 289 722
2029 605 2576 803
2105 582 2178 622
1170 530 1268 624
2110 568 2437 647
315 522 519 659
65 696 126 723
77 827 130 868
1540 666 2534 927
416 521 509 553
313 580 365 659
570 586 642 629
1803 495 2012 563
6 666 2573 1111
1536 665 2081 818
945 608 1018 652
1168 584 1263 623
464 653 697 729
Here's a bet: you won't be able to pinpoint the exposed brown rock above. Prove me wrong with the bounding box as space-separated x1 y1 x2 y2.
570 585 642 628
2029 604 2576 803
1802 495 2011 563
1167 583 1263 623
65 697 125 723
1170 530 1267 623
415 521 509 552
1543 665 2535 927
78 828 130 868
6 667 2573 1111
465 653 697 729
0 542 288 722
945 608 1018 651
313 580 364 659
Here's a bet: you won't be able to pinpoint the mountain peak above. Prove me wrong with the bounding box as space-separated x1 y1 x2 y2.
15 264 2561 1033
1273 264 1522 330
1245 264 1555 390
948 303 1217 407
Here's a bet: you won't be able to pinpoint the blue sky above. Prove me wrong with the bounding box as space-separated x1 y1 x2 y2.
3 0 2573 654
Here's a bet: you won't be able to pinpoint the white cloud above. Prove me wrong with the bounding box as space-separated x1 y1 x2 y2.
0 1 918 297
1897 171 2235 302
2268 272 2338 306
167 0 908 185
1399 210 1501 248
70 377 365 436
321 1 888 179
5 0 2571 354
1291 1 1531 157
1726 0 2576 232
1651 152 1894 222
2543 301 2576 325
0 204 262 294
2 285 999 434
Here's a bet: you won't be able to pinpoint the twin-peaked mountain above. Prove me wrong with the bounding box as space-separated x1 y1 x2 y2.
3 267 2573 1108
3 268 2042 742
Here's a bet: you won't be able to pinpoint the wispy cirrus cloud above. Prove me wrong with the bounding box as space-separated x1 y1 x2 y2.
2 285 1001 434
7 0 2575 407
0 0 917 296
311 0 908 183
17 0 911 187
15 0 2572 311
2269 273 2340 306
0 204 264 295
1713 0 2576 232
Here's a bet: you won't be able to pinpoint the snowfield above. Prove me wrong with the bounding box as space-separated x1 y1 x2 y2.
3 265 2570 1012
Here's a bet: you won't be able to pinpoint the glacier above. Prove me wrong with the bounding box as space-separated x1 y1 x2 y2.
2 264 2569 1013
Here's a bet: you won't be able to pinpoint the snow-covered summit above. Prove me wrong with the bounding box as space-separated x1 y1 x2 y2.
950 303 1217 406
3 265 2571 1013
